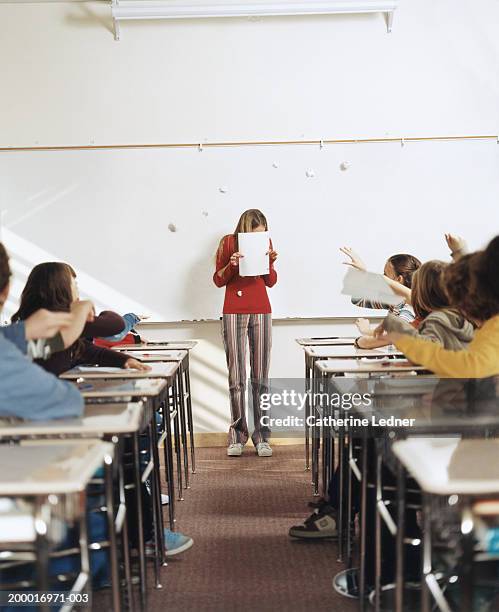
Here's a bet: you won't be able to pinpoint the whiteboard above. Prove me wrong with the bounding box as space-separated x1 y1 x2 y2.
1 139 498 321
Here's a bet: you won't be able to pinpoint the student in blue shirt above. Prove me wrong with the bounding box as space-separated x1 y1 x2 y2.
0 244 91 420
0 244 193 560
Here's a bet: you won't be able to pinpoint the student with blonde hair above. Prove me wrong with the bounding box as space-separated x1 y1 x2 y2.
214 209 278 457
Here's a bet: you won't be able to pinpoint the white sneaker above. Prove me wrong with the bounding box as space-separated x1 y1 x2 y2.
256 442 273 457
227 443 244 457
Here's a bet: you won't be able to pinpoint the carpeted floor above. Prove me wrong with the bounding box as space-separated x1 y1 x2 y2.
141 444 357 612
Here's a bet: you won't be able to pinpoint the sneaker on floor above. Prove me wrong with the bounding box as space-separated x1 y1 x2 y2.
227 443 244 457
161 494 169 506
145 529 194 556
164 529 194 557
307 497 328 509
289 505 337 539
256 442 273 457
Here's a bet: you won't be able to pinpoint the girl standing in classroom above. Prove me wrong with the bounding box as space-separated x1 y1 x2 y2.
213 209 278 457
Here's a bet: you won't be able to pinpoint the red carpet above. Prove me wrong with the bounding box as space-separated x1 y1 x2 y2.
145 444 357 611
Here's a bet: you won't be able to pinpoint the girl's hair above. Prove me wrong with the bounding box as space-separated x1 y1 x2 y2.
216 209 268 258
456 235 499 321
12 262 77 322
411 260 450 319
0 243 11 295
386 254 422 288
444 253 482 322
476 235 499 303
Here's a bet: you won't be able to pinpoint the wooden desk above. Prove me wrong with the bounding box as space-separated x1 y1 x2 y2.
114 349 187 362
0 402 144 437
300 343 403 474
65 360 191 495
0 441 112 496
315 358 426 375
61 361 179 381
114 341 197 351
296 337 356 346
305 345 402 359
113 348 196 476
392 437 499 612
0 441 114 611
75 378 167 399
73 371 182 553
0 405 143 608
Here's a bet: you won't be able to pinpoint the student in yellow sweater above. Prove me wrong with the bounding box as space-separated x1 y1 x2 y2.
377 236 499 378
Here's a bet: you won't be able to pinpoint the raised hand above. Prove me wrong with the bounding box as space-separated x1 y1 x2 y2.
340 247 367 272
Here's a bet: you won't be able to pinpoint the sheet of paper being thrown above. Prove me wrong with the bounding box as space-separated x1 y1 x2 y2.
238 231 270 277
341 268 401 306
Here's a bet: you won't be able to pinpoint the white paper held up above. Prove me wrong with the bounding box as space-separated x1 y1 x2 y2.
238 231 270 277
341 268 401 307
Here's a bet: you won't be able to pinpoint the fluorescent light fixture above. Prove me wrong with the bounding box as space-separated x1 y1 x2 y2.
112 0 397 39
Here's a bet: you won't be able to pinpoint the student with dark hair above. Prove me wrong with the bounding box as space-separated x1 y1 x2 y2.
0 245 193 574
380 236 499 377
12 262 150 376
340 247 422 348
289 256 476 541
0 244 89 420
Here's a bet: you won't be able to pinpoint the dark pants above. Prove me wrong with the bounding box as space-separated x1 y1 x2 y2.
327 439 421 587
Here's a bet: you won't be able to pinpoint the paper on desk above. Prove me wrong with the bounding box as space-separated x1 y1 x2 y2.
341 268 401 306
238 231 270 277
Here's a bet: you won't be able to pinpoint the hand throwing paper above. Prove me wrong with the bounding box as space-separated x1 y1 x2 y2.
341 268 401 306
238 231 270 277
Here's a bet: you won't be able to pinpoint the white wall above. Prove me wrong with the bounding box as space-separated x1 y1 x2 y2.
1 0 498 146
1 0 497 434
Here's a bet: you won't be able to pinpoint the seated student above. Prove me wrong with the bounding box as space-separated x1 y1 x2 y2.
94 312 145 348
378 259 474 349
379 235 499 378
11 262 150 376
340 247 421 348
0 245 87 419
0 246 192 582
289 256 476 540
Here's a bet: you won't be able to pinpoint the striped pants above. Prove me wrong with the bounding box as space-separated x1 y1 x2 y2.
222 313 272 446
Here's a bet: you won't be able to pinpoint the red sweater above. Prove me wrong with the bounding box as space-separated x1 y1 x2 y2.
213 234 277 314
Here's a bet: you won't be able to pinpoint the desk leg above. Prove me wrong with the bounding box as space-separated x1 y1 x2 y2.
104 452 121 612
184 354 196 473
162 391 176 529
305 358 310 471
311 372 321 495
337 414 345 563
177 368 190 488
78 493 91 611
149 419 166 585
395 462 405 612
322 417 328 498
421 494 432 612
346 429 353 570
461 505 474 612
34 498 50 612
374 452 382 612
132 432 147 610
172 379 184 500
117 440 133 612
359 432 368 612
